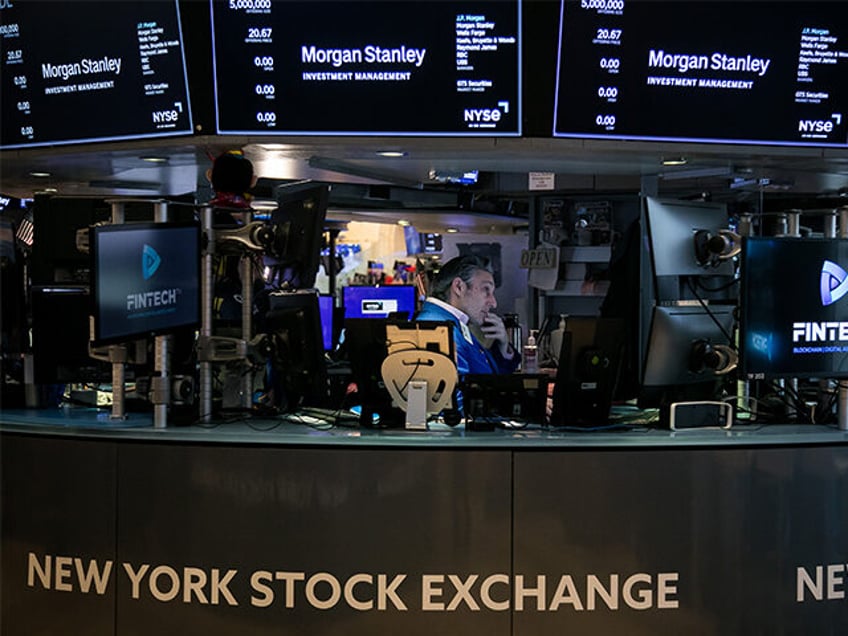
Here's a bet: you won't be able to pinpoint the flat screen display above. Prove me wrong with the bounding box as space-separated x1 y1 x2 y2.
343 285 417 320
210 0 521 136
318 294 334 351
265 290 328 409
266 184 329 291
0 0 193 149
643 305 734 387
91 222 200 345
741 237 848 379
554 1 848 147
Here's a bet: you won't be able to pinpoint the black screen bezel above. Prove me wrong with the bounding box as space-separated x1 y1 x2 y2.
89 221 201 347
740 236 848 380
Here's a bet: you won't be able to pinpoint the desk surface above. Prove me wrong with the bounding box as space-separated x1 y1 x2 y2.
3 406 848 449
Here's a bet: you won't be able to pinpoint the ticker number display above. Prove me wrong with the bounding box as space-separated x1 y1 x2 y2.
0 1 193 149
554 0 848 147
211 0 521 136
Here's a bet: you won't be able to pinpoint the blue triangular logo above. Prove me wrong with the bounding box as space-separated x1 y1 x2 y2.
821 260 848 306
142 244 161 280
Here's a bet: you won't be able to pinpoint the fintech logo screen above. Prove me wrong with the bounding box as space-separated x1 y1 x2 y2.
210 0 521 135
554 1 848 147
0 0 193 148
741 237 848 379
93 223 200 344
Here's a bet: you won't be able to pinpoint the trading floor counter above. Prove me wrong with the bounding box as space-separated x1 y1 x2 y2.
3 407 848 635
2 406 848 448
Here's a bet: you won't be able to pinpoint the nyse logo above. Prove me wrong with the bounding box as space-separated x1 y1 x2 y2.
142 244 161 280
464 101 510 128
152 110 179 124
799 120 833 134
798 113 841 136
820 260 848 306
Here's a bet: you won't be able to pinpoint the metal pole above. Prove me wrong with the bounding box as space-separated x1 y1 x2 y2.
109 200 127 421
786 209 802 237
786 211 801 420
240 209 254 410
152 200 170 428
736 213 754 238
199 205 214 422
327 228 338 298
736 213 753 420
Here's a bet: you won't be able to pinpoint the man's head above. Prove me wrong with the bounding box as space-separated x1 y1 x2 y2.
208 150 256 196
430 255 498 326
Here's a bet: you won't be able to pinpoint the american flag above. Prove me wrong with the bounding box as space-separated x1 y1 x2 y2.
15 212 34 247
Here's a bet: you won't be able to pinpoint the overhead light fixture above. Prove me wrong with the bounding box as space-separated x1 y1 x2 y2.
140 156 169 164
661 157 688 166
445 227 459 233
87 179 162 190
308 155 422 188
29 171 51 178
376 150 407 158
659 166 735 181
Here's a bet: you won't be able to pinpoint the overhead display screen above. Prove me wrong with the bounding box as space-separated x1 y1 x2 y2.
211 0 521 136
554 1 848 147
0 0 193 149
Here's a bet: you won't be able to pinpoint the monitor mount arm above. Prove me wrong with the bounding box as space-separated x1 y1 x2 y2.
214 221 281 254
694 228 742 268
690 340 738 376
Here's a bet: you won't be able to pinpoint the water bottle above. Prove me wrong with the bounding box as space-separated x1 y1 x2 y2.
523 329 539 374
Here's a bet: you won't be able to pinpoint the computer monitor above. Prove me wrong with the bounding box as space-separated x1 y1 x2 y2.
382 321 457 421
404 226 443 256
463 374 549 430
605 197 739 410
740 236 848 379
342 285 417 320
265 290 328 410
266 183 329 290
31 196 111 285
343 318 398 427
31 286 111 385
643 196 735 301
343 318 455 427
639 304 736 407
90 222 200 346
549 317 625 427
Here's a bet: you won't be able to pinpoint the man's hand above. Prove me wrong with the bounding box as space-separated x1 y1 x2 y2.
481 313 514 359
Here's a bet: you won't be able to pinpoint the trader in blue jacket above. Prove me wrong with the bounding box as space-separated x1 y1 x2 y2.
415 255 519 376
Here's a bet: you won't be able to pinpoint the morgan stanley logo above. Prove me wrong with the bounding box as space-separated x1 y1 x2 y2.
142 244 161 280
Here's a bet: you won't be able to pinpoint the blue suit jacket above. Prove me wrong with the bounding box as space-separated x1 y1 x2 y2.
415 300 519 376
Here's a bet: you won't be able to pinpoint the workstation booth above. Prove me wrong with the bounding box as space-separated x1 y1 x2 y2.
4 1 848 634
